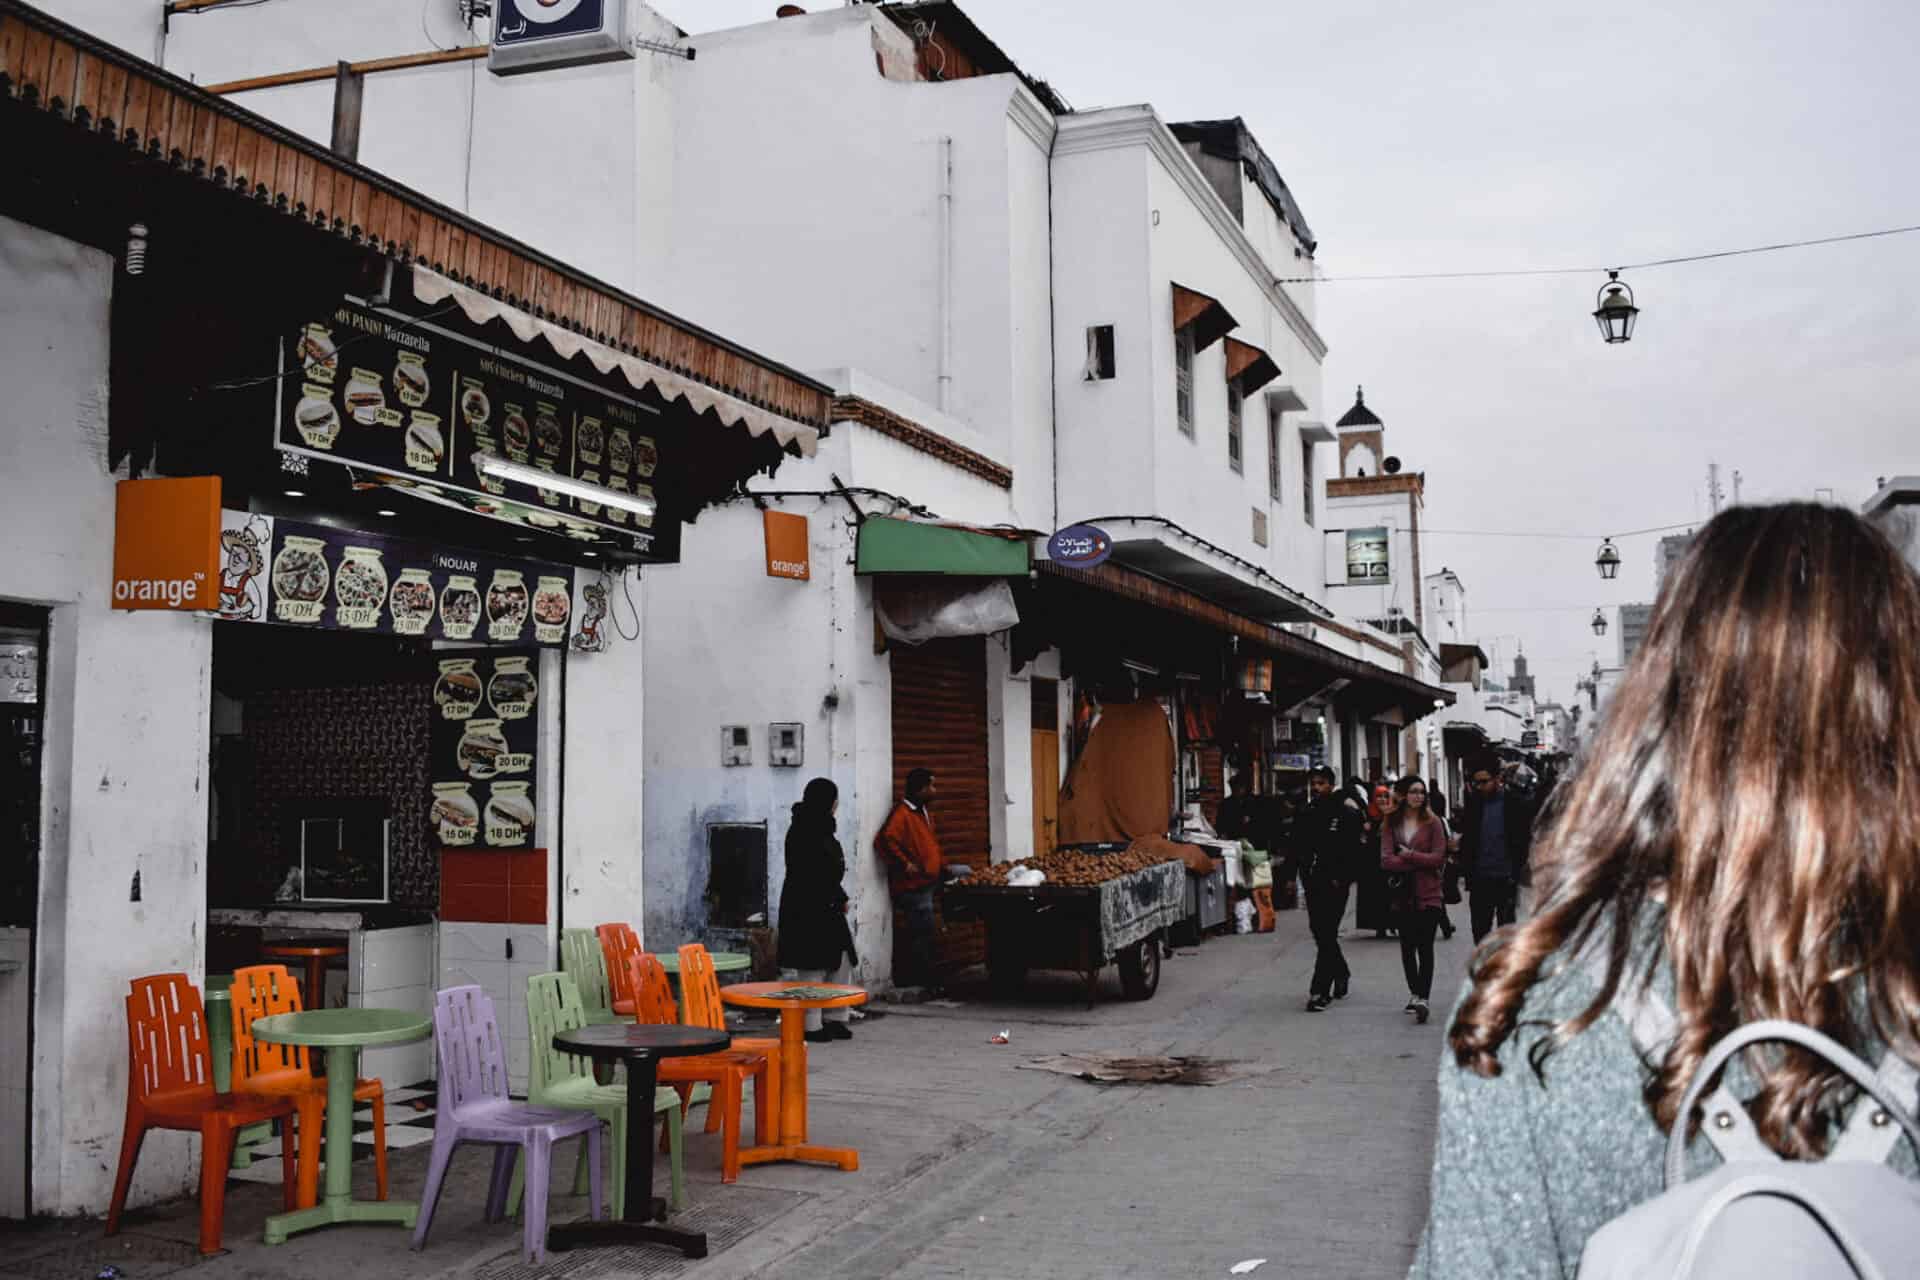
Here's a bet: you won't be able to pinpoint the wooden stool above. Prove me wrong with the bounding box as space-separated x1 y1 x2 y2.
260 942 347 1009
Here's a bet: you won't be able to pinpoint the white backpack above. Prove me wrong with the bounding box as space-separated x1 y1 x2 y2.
1580 974 1920 1280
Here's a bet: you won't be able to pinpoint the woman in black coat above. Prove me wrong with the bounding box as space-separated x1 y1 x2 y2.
776 777 858 1042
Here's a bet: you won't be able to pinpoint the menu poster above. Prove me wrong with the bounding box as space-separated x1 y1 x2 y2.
214 509 581 648
431 648 539 851
278 298 673 555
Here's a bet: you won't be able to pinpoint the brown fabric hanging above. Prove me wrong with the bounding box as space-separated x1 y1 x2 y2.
1057 701 1176 844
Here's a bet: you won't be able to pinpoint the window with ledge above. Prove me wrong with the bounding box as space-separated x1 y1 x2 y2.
1226 381 1243 471
1301 437 1317 526
1175 326 1195 436
1267 406 1283 500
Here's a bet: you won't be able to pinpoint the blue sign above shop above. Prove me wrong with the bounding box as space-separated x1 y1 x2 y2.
1047 523 1114 569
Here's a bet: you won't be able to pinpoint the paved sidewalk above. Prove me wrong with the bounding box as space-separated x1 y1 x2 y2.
2 901 1467 1280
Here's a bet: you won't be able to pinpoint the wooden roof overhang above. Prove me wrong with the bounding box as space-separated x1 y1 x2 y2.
0 0 831 435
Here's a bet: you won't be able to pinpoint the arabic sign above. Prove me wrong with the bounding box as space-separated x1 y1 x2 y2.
431 648 539 851
1344 526 1391 584
1047 523 1114 569
278 297 670 558
213 509 585 648
0 640 37 705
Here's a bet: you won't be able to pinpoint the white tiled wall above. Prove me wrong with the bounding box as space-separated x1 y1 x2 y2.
438 923 551 1095
0 927 31 1219
348 925 436 1087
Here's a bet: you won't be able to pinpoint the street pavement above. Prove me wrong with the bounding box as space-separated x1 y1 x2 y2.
3 899 1468 1280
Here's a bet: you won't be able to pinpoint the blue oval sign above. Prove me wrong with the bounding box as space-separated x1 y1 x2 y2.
1047 524 1113 569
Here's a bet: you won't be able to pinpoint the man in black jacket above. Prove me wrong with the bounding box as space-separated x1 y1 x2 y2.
1295 766 1367 1011
1457 757 1537 942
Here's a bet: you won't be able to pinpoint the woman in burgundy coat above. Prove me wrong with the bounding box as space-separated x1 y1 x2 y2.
1381 776 1449 1024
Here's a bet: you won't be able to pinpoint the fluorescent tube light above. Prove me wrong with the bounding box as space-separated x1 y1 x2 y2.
473 452 657 519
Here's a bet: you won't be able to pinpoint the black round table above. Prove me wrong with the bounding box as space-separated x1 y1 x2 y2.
545 1023 732 1259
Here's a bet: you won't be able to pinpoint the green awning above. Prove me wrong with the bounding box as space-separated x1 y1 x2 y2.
855 518 1031 576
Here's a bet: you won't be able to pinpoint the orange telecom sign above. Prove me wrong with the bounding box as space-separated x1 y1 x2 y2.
112 477 222 610
764 510 810 581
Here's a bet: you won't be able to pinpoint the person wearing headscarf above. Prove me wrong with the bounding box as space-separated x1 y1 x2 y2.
777 777 858 1042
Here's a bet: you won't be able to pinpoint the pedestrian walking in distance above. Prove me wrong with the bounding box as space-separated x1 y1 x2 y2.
1458 754 1536 942
875 767 944 994
1297 765 1365 1011
1429 785 1460 941
1412 504 1920 1279
1351 779 1396 937
777 777 858 1043
1380 776 1448 1024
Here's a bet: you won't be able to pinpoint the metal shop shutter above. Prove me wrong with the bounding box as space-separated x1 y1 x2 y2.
889 636 991 870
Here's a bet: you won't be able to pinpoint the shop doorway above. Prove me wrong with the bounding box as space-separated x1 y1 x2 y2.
889 637 990 978
1 603 47 1220
1030 678 1059 858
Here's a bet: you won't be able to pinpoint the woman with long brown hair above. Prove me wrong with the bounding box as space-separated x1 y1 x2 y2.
1411 504 1920 1276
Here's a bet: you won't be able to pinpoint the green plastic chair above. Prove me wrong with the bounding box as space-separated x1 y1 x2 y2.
559 929 630 1027
506 971 684 1219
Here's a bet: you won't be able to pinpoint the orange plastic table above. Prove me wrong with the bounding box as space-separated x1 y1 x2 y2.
717 982 867 1172
261 942 346 1009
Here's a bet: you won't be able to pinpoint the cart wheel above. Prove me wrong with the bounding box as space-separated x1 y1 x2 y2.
1117 934 1161 1000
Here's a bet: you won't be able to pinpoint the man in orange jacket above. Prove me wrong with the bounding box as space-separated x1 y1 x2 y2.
875 768 944 992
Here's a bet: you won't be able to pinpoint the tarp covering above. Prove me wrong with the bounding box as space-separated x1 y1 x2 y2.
856 517 1031 576
875 578 1020 644
1057 701 1176 844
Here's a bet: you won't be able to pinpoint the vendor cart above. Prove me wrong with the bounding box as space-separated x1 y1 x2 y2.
941 859 1184 1003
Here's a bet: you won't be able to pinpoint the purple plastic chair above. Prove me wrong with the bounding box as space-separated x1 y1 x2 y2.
412 985 604 1264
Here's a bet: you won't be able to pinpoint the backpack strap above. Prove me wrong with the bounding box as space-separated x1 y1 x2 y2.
1829 1052 1920 1166
1582 950 1774 1171
1666 1021 1920 1188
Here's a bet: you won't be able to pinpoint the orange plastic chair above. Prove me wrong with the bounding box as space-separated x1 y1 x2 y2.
109 974 299 1255
596 923 644 1016
630 954 775 1183
228 964 390 1208
678 944 784 1065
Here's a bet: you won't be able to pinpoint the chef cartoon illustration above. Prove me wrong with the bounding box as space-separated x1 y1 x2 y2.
569 578 609 653
217 513 273 622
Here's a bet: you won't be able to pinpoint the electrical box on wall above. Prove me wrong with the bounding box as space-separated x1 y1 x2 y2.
769 723 803 768
489 0 634 76
721 725 751 767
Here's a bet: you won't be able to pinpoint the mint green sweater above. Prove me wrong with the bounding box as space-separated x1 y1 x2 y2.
1410 953 1919 1278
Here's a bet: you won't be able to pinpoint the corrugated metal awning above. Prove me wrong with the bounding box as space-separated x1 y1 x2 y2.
412 268 818 456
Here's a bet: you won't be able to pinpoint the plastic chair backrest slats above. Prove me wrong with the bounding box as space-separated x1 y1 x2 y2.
561 928 614 1014
628 953 682 1026
526 971 592 1099
229 964 309 1083
433 985 509 1117
126 973 212 1101
677 944 726 1032
596 923 641 1011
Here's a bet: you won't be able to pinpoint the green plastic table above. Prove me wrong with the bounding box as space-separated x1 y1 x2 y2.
250 1008 431 1244
648 951 751 975
203 983 277 1168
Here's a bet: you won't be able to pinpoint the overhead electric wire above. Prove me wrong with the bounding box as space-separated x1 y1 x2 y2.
1276 221 1920 285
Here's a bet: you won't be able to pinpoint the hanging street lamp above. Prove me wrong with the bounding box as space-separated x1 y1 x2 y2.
1591 608 1608 637
1596 538 1622 580
1593 270 1639 344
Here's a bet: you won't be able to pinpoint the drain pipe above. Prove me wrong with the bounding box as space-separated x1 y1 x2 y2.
937 135 954 412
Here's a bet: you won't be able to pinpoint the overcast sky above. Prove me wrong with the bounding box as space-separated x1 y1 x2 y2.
675 0 1920 702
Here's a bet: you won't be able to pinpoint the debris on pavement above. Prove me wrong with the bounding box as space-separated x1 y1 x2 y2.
1017 1054 1275 1086
1229 1260 1268 1275
990 1029 1011 1044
